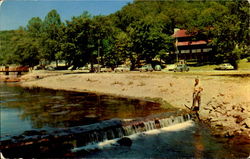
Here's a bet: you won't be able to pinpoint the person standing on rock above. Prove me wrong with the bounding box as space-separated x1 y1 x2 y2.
191 78 203 111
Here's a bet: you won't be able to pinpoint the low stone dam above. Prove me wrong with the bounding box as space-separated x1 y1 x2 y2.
0 111 193 157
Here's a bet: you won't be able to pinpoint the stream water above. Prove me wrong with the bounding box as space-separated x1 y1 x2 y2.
0 83 246 158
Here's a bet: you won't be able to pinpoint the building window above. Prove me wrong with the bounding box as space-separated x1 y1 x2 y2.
203 48 212 52
181 50 190 54
192 49 197 53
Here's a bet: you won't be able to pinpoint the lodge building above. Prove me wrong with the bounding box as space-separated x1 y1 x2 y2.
172 29 213 61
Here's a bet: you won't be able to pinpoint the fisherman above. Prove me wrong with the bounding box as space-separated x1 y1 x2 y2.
191 77 203 112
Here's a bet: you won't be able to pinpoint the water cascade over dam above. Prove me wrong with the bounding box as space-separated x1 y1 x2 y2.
0 111 193 157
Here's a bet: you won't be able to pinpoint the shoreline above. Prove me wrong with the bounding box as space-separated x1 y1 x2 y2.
2 71 250 142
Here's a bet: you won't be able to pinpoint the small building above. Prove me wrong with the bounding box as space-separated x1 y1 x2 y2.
172 29 213 62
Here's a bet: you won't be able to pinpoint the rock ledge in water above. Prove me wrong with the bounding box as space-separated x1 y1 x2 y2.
117 137 132 147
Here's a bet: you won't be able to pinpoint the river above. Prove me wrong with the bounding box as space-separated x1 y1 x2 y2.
0 83 246 158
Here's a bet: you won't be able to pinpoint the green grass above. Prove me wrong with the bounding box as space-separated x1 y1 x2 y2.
238 58 250 70
189 64 217 71
188 59 250 71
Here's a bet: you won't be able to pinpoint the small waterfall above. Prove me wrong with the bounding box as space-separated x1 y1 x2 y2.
0 112 193 157
75 127 125 147
123 114 192 136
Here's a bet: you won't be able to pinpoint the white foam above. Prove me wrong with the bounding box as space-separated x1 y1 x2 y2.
97 139 118 148
145 120 194 135
71 139 118 152
122 119 134 122
0 152 6 159
0 1 3 7
71 121 194 153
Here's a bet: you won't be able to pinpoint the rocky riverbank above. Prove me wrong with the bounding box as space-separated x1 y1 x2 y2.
15 71 250 144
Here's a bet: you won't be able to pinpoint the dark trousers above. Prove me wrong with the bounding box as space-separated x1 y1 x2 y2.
192 93 201 110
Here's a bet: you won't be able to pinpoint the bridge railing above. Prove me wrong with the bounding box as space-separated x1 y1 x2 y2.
0 66 29 72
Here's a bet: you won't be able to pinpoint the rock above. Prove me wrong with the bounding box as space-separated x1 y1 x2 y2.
224 131 235 138
155 118 161 129
212 131 224 138
224 118 237 127
209 111 219 119
117 137 132 147
229 110 243 118
218 93 225 96
235 115 245 124
211 105 218 110
242 104 250 112
242 118 250 128
209 117 218 122
215 121 224 127
225 105 233 111
199 109 210 119
22 130 42 136
234 130 243 136
215 107 226 115
223 101 229 105
203 106 213 111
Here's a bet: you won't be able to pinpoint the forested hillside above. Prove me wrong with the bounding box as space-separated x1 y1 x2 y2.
0 0 249 69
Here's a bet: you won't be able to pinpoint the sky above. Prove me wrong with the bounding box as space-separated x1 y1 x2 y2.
0 0 132 31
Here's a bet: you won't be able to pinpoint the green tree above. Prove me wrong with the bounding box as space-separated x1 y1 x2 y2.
0 30 17 65
9 29 40 66
61 12 93 68
40 9 63 65
210 1 249 69
114 31 134 66
26 17 43 37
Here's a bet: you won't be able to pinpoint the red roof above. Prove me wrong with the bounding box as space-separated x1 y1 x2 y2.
172 29 192 38
177 40 207 46
191 40 207 45
177 41 190 46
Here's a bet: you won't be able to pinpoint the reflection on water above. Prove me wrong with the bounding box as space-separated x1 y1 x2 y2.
194 130 204 158
0 83 172 136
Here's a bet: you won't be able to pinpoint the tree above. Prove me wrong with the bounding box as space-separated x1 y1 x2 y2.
10 29 40 66
40 9 63 65
114 31 133 66
26 17 43 37
60 12 94 68
0 30 17 65
210 1 250 69
90 16 117 68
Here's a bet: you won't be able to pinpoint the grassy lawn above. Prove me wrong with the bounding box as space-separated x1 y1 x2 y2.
189 64 217 71
188 59 250 71
238 58 250 70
